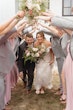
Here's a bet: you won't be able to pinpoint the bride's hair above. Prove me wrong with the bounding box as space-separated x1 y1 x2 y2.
36 31 45 39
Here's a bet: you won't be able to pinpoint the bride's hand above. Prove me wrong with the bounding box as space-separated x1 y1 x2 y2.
49 60 54 65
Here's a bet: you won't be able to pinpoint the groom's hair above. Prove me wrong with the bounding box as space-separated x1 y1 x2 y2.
26 33 33 38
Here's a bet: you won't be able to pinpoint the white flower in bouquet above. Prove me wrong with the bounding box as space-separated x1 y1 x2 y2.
26 52 30 57
32 4 41 11
32 47 39 52
27 4 32 10
36 0 43 4
38 44 46 54
25 50 29 54
31 53 35 57
40 48 45 53
26 0 32 9
34 53 40 57
41 44 46 49
20 0 47 21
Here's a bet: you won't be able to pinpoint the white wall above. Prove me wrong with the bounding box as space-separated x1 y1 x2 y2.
0 0 16 24
50 0 73 20
50 0 62 16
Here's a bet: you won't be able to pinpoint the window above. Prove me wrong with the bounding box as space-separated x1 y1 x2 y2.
15 0 19 13
62 0 73 16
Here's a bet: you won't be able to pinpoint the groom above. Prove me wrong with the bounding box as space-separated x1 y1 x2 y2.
17 33 35 93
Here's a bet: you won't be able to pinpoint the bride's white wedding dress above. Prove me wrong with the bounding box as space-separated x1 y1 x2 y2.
34 45 53 92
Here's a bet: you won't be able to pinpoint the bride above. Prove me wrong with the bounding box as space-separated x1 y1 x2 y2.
34 31 54 94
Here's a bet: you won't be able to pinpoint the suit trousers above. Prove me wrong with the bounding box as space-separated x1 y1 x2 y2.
56 57 65 93
23 60 35 90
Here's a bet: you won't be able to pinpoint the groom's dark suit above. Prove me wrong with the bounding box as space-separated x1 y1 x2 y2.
17 40 35 91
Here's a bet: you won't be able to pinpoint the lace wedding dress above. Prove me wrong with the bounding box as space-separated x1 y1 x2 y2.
34 45 53 92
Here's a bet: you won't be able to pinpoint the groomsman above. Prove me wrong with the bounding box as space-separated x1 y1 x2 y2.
50 16 73 59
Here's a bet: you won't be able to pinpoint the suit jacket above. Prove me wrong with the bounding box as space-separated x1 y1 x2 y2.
44 30 73 59
51 16 73 30
18 40 28 60
60 33 71 56
51 16 73 59
51 35 65 58
0 28 17 74
61 33 73 60
16 37 22 58
69 34 73 60
40 29 65 58
16 40 28 72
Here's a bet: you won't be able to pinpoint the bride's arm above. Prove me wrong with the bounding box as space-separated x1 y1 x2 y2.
49 48 54 65
45 41 54 65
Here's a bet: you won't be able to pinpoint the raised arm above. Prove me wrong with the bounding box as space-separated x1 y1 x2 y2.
36 11 73 30
0 11 25 35
38 22 59 36
49 48 54 65
17 21 27 32
35 16 51 21
0 16 16 32
51 16 73 30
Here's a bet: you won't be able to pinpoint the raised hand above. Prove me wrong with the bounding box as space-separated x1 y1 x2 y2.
41 10 55 17
16 11 25 18
34 16 51 21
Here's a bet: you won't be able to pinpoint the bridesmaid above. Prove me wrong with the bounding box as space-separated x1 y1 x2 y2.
4 21 26 105
62 40 73 110
4 34 19 105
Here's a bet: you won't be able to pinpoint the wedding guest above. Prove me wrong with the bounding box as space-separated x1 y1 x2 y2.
0 10 25 110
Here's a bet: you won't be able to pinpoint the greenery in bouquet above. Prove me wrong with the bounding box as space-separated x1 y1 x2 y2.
23 45 47 64
19 0 48 21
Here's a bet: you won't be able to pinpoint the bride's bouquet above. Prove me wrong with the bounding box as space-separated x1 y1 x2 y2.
23 45 46 64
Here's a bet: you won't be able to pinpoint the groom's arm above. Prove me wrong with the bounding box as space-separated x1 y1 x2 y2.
51 16 73 30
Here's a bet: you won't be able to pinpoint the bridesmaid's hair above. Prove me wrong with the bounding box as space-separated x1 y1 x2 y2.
36 31 45 39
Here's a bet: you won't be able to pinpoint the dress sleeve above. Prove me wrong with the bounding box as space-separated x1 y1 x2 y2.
0 28 17 45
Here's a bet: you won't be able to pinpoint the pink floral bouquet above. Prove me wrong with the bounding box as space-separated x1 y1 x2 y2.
23 45 46 64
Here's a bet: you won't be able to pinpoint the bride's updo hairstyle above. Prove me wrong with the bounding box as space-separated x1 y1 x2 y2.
36 31 45 39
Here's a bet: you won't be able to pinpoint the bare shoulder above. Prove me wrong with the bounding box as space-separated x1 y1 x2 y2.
44 40 51 47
